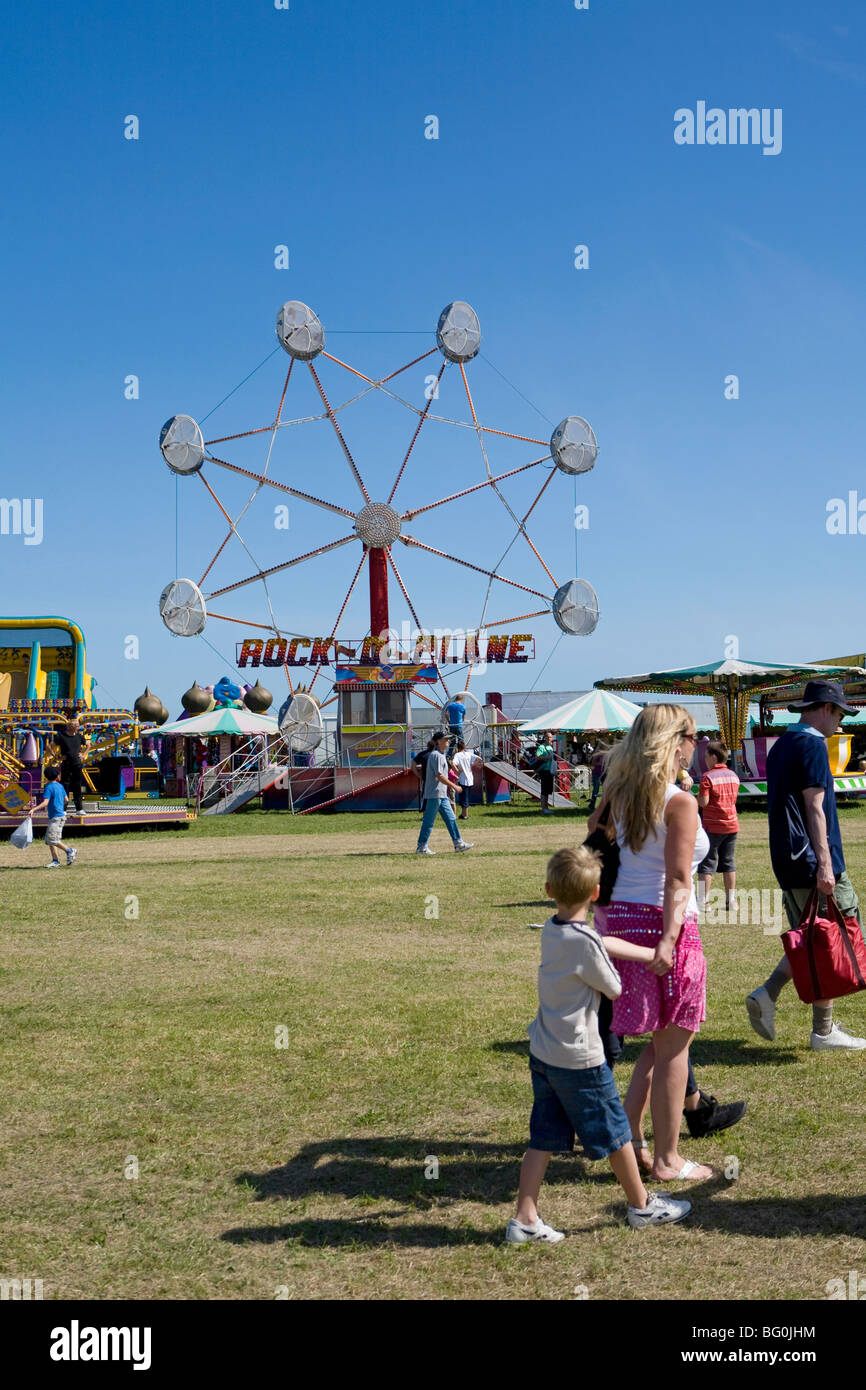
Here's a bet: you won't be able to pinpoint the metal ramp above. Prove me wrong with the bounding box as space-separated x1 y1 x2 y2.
200 762 287 814
483 759 576 810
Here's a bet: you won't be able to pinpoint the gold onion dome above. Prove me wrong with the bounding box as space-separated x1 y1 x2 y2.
181 680 212 715
134 687 165 722
243 680 273 713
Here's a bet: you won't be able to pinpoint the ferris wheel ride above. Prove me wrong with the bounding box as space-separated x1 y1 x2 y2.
157 299 600 716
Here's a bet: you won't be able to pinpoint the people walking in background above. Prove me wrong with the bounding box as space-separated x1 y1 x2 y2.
507 846 691 1241
53 715 88 817
534 731 556 815
746 680 866 1051
451 739 481 821
415 731 473 855
588 741 608 811
697 742 740 914
26 764 77 868
689 731 712 783
443 692 466 757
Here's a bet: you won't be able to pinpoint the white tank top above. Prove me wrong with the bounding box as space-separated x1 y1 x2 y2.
612 783 710 912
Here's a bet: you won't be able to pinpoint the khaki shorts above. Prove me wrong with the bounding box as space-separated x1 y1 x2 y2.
45 817 66 846
782 871 862 934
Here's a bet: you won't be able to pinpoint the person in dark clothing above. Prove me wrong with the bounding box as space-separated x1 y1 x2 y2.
411 738 435 812
53 717 89 816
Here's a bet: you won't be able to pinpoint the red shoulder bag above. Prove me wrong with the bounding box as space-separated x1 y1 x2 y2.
782 889 866 1003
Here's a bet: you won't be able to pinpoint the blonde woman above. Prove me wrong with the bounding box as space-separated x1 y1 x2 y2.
597 705 713 1182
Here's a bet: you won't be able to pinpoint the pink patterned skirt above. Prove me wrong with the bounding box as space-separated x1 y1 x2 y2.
602 901 707 1035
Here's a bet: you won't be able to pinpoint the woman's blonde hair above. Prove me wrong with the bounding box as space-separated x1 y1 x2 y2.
601 703 695 853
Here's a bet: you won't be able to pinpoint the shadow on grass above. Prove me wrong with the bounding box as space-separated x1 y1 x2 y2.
222 1215 498 1248
692 1191 866 1239
490 1040 530 1057
225 1136 623 1247
231 1134 608 1201
498 900 555 909
616 1038 802 1068
491 1036 802 1075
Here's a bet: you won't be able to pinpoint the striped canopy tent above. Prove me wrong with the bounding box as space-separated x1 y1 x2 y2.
518 689 643 735
593 659 865 753
152 708 279 738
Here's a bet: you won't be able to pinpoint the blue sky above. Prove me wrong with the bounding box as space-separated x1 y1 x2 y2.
4 0 865 714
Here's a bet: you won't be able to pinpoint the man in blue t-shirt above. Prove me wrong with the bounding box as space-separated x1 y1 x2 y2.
443 694 466 758
746 679 865 1052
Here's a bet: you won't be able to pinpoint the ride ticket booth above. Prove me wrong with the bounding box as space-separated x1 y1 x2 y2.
338 682 411 769
332 662 434 810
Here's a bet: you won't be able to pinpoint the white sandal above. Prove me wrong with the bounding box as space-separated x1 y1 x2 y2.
670 1159 712 1180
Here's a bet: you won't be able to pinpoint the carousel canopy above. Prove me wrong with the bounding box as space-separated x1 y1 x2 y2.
594 658 866 751
152 708 279 738
518 690 642 735
594 658 862 696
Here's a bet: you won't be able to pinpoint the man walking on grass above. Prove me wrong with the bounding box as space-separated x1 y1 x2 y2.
415 732 474 856
746 680 866 1051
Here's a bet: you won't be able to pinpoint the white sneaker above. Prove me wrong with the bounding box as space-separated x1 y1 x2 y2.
454 841 474 852
415 847 436 856
627 1192 691 1229
45 861 60 869
745 986 776 1041
505 1216 565 1244
810 1022 866 1051
66 849 77 865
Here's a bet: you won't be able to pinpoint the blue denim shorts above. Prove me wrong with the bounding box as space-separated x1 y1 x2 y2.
528 1053 632 1160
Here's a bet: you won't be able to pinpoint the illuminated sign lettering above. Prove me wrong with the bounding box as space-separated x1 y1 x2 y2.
237 634 535 667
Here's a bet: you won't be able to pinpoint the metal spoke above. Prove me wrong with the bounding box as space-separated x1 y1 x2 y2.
308 362 371 505
470 608 549 628
320 352 375 384
379 346 439 384
398 534 551 600
402 457 548 520
387 361 447 505
206 455 357 519
385 549 424 632
206 534 357 600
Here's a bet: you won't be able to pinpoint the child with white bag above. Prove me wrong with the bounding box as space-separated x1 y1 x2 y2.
18 765 77 867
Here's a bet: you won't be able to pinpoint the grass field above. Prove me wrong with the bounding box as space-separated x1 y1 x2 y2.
4 799 866 1302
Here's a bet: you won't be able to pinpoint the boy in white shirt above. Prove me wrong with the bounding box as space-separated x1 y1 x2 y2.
507 846 691 1241
450 739 481 820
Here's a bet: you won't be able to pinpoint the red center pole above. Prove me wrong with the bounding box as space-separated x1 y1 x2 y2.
368 546 390 637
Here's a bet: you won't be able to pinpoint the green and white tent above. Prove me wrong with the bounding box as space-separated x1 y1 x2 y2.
518 689 642 735
152 708 279 738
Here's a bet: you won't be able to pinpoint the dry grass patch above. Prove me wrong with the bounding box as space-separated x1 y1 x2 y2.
2 803 866 1299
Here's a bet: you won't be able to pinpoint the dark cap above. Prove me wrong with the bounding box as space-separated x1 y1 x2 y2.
787 679 859 715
